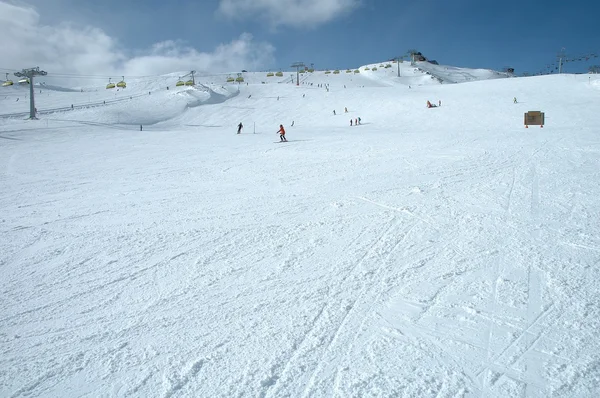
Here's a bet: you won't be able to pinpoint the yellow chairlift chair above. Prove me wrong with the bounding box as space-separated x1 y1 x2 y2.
2 73 13 86
106 78 116 89
116 76 126 88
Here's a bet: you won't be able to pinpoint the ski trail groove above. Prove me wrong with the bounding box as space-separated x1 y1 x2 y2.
481 254 501 396
300 220 415 397
263 222 393 398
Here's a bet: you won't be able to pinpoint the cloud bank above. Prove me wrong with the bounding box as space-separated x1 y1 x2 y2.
0 1 275 83
218 0 362 29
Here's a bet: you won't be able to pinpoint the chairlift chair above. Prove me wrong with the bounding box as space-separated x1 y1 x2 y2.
18 77 29 85
116 76 126 88
176 77 185 86
106 78 116 89
2 73 13 86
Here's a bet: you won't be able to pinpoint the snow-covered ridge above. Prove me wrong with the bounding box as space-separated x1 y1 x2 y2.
0 60 507 124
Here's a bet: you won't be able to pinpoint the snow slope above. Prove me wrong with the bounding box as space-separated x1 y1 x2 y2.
1 65 600 398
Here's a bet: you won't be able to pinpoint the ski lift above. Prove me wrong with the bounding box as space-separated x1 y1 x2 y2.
324 70 331 74
176 77 185 86
185 79 194 86
235 76 244 83
354 69 360 73
226 76 235 82
18 77 29 85
364 67 371 70
346 69 352 73
2 73 13 87
371 67 377 71
275 71 283 77
106 78 115 89
116 76 126 88
266 72 274 77
333 70 340 74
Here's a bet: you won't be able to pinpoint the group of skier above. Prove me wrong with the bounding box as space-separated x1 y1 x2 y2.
237 122 287 142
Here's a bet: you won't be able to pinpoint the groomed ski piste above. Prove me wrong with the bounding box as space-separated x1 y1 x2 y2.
1 60 599 397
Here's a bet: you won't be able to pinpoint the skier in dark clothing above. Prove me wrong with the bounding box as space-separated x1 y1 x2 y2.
237 122 243 134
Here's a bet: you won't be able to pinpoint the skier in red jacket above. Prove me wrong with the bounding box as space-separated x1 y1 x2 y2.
277 124 287 141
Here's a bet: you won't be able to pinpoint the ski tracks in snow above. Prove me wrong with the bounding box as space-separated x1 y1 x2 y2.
300 219 421 397
264 215 417 398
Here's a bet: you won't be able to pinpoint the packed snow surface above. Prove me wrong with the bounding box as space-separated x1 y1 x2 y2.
1 63 600 397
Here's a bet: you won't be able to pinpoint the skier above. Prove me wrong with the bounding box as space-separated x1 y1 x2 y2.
333 110 336 115
237 122 243 134
358 117 361 125
350 119 353 126
355 118 358 125
277 124 287 142
513 97 518 104
345 107 348 113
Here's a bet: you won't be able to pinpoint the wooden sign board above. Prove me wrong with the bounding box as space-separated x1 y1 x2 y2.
524 111 545 128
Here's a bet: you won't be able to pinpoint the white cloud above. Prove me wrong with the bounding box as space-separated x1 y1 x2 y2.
122 35 275 77
0 1 275 85
218 0 361 29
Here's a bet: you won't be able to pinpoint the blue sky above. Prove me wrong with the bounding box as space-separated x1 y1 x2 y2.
2 0 599 78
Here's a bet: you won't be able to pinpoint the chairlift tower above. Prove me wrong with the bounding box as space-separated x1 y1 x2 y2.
291 62 305 86
557 47 566 74
14 67 47 119
392 56 405 77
